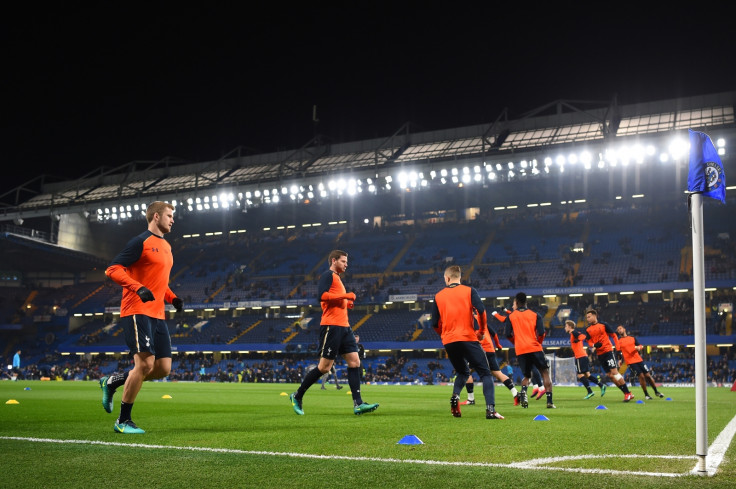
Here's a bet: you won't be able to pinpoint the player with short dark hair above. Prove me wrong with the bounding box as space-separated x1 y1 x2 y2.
564 319 606 399
431 265 504 419
289 250 378 415
101 201 183 434
494 292 555 408
616 325 664 400
584 308 633 402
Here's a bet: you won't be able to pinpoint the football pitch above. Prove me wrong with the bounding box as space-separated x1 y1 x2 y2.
1 380 735 488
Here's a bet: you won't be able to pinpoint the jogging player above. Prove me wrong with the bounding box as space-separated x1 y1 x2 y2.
431 265 504 419
101 201 184 434
289 250 378 415
616 325 664 400
494 292 555 408
461 310 520 406
584 308 633 402
564 319 606 399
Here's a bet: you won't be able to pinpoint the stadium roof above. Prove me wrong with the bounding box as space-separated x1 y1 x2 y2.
0 91 734 223
0 232 108 273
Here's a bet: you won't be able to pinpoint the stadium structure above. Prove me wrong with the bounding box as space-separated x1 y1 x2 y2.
1 91 734 385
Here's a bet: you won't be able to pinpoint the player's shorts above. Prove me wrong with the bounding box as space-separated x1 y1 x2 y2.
485 351 501 371
628 362 651 376
445 341 492 379
120 314 172 358
517 351 549 378
596 351 618 373
574 355 592 375
318 325 358 360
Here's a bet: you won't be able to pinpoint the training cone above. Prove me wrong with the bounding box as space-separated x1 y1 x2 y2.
595 405 607 410
24 387 31 391
280 392 288 396
533 415 550 421
636 400 645 404
6 399 19 404
666 397 673 401
161 395 172 399
397 435 424 445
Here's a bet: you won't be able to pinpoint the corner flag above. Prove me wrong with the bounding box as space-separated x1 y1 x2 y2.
687 129 726 204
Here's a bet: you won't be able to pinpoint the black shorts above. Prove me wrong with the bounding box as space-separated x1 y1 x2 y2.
120 314 172 358
318 325 358 360
628 362 651 376
574 356 592 375
596 351 617 373
486 351 501 371
445 341 491 378
517 351 548 378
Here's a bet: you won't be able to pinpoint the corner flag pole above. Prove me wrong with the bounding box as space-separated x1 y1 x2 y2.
687 128 726 475
689 191 708 473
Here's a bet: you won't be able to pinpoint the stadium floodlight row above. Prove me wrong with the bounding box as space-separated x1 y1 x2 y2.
1 91 733 223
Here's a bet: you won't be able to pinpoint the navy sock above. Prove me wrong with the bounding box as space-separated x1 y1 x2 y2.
118 401 133 423
581 376 592 393
296 367 323 399
348 367 363 405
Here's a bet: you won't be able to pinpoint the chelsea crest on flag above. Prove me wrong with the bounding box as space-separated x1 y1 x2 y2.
687 129 726 204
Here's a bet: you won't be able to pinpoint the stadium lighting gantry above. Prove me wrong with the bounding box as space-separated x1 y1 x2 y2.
83 133 728 223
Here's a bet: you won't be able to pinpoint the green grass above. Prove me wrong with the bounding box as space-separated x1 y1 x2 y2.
1 380 735 488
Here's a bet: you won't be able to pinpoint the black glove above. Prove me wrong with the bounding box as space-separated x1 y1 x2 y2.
172 297 184 312
136 286 155 302
594 342 602 348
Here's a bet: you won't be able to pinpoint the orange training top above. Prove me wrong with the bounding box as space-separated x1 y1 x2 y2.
431 283 486 345
318 269 350 327
106 230 177 319
618 335 644 364
569 329 588 359
501 308 545 355
585 322 615 355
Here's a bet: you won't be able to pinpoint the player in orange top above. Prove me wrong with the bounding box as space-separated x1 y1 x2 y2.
564 319 606 399
101 201 184 434
460 310 520 406
431 265 504 419
289 250 378 416
493 292 555 409
584 308 633 402
616 325 664 400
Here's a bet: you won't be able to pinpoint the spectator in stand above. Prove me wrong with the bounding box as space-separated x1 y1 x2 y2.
12 350 21 380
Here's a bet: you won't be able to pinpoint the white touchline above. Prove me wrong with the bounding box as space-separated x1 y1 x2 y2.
696 412 736 476
3 415 735 479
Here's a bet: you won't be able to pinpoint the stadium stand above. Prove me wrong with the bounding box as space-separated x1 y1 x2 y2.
1 92 735 385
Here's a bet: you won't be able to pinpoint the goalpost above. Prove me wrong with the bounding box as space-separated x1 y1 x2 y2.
546 354 578 386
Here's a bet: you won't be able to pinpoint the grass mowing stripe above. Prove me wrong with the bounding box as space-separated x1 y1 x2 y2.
2 381 735 486
0 436 705 478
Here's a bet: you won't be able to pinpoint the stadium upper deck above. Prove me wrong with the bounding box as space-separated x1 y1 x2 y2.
0 91 733 223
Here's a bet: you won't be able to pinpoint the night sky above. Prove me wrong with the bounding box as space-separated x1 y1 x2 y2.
2 3 735 195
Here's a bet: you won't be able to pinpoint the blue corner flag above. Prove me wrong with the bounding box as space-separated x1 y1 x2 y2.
688 129 726 204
